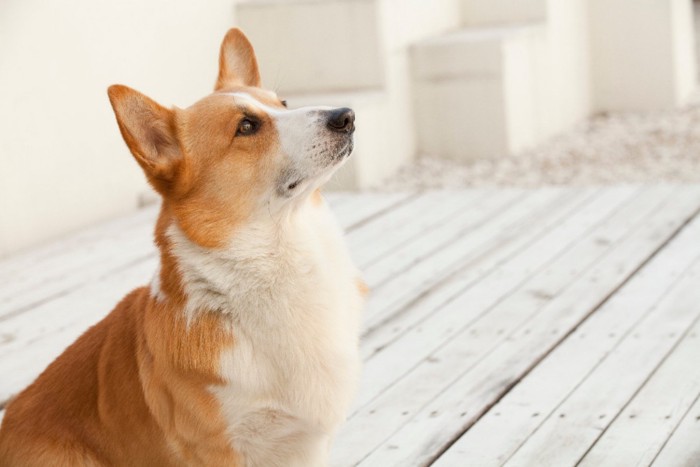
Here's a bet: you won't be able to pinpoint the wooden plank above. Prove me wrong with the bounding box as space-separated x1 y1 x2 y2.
503 298 700 466
331 192 416 230
341 185 700 467
0 258 157 405
578 318 700 467
0 228 157 320
653 393 700 466
435 210 700 466
361 188 529 288
361 187 580 335
348 190 489 268
0 206 157 301
360 185 700 465
335 185 665 466
0 205 157 282
359 187 616 363
353 186 637 414
505 300 700 467
323 191 354 209
491 221 700 465
0 256 157 358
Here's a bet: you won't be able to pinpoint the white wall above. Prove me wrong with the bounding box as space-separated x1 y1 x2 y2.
0 0 237 257
589 0 697 111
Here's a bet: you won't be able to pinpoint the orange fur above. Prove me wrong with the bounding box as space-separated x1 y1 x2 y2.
0 288 239 466
216 29 261 90
355 277 370 298
0 27 361 467
0 29 285 466
311 189 324 206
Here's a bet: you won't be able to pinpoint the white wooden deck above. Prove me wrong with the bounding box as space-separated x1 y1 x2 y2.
2 185 700 466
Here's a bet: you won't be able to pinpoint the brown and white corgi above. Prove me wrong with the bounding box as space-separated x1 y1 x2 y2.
0 28 365 466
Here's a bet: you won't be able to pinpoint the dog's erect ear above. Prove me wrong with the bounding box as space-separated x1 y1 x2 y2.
215 28 261 90
107 85 182 194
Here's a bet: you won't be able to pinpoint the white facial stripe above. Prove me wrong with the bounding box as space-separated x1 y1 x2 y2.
227 92 286 116
226 92 330 116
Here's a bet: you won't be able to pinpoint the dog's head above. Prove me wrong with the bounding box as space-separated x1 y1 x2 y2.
107 29 354 247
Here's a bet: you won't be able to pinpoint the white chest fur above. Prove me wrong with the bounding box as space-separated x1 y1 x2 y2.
166 201 363 467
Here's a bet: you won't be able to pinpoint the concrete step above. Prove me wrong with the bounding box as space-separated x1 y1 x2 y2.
235 0 462 95
236 0 384 94
235 0 468 186
411 23 547 161
461 0 547 26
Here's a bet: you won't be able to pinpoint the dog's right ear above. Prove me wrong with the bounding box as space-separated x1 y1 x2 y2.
107 85 182 194
215 28 261 90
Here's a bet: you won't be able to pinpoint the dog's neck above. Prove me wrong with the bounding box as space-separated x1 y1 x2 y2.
151 196 319 323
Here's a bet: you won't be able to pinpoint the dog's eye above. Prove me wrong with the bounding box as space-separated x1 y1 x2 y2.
237 118 258 136
281 100 288 108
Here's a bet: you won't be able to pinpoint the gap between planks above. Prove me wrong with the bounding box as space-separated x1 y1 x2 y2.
434 203 700 466
338 185 700 467
331 186 626 464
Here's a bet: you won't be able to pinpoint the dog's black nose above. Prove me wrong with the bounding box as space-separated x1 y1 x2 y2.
327 108 355 133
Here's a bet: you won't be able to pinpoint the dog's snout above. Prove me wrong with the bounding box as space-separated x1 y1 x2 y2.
327 108 355 133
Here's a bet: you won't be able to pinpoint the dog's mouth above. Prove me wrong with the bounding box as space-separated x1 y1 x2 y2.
286 179 303 191
333 139 354 162
277 138 354 198
340 140 354 159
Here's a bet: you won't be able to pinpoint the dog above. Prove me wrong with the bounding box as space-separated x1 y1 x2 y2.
0 28 366 466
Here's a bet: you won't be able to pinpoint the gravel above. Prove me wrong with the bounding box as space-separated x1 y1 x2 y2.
378 97 700 190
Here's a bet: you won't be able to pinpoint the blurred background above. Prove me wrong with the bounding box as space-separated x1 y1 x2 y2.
2 0 700 257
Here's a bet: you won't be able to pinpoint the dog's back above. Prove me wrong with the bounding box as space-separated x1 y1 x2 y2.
0 290 180 466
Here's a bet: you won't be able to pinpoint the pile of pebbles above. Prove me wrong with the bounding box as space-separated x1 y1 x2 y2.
379 99 700 190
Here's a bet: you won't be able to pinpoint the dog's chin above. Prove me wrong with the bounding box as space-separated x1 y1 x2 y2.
313 141 354 180
312 153 349 187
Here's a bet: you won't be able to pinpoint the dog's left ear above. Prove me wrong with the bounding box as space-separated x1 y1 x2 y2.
107 85 182 195
215 28 261 90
